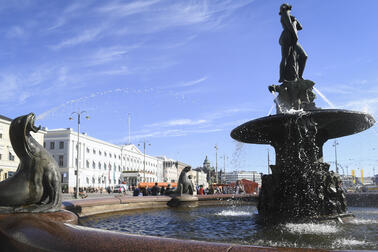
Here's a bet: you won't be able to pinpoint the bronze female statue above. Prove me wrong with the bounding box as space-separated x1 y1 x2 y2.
279 3 307 83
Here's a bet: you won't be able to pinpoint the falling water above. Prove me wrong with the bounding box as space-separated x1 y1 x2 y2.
230 141 245 171
269 91 286 114
267 104 275 116
313 87 335 108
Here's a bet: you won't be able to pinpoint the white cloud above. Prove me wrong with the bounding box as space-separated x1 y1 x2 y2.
0 74 19 103
84 45 141 66
97 0 160 17
106 0 255 35
343 98 378 115
141 106 257 139
177 76 208 88
126 127 222 142
6 26 25 38
51 26 105 50
96 66 131 76
148 119 207 128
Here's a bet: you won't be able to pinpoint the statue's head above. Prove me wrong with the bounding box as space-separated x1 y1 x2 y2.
183 166 191 172
279 3 292 15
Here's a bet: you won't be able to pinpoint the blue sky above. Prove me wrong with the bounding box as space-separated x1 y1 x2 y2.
1 0 378 177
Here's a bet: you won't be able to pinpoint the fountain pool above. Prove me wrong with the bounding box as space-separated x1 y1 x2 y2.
81 204 378 250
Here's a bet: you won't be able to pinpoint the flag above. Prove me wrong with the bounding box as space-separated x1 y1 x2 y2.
361 169 364 184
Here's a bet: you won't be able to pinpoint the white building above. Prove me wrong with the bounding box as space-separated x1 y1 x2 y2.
158 156 178 183
192 168 208 188
45 128 163 192
0 115 46 181
222 170 262 185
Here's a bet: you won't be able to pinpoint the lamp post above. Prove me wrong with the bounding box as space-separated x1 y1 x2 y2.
214 145 218 184
69 109 89 199
221 155 228 183
138 139 150 182
333 140 339 174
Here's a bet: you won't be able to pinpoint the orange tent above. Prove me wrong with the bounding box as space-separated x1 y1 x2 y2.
138 182 177 189
240 179 259 194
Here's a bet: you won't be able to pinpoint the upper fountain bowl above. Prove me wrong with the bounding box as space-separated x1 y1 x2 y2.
231 109 375 145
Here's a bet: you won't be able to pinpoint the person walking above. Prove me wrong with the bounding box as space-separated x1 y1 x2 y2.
198 185 205 195
151 182 160 196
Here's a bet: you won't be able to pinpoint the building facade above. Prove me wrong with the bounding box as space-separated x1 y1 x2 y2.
157 157 191 183
0 115 45 182
45 128 163 192
158 156 178 183
192 168 208 188
222 170 262 185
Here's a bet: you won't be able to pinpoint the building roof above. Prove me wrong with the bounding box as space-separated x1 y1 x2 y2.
0 114 12 122
203 155 210 165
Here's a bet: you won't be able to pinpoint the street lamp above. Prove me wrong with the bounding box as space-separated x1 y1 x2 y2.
138 139 151 182
69 109 89 199
220 155 228 183
333 140 339 174
214 145 218 184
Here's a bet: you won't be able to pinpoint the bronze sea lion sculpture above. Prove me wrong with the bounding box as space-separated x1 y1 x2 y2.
0 113 62 213
175 166 194 195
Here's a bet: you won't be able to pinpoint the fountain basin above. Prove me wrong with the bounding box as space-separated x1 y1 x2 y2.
231 109 375 145
81 204 378 250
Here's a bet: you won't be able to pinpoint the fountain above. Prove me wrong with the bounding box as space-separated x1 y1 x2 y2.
231 3 375 223
0 4 376 251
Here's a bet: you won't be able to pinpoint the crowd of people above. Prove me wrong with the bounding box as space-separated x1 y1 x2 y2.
68 180 253 198
131 181 247 197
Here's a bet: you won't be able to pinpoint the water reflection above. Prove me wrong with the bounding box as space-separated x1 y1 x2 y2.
81 205 377 250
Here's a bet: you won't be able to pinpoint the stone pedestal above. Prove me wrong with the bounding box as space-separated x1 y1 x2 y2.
167 195 199 207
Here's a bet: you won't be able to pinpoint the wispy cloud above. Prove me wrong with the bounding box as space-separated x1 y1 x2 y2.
0 74 19 103
138 106 258 140
6 26 26 39
105 0 255 35
96 66 131 76
177 76 208 88
148 119 207 128
123 127 223 142
97 0 160 17
51 26 106 50
0 64 73 107
84 44 141 66
343 98 378 115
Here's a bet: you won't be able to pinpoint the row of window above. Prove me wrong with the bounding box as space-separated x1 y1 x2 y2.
0 152 15 161
82 159 155 174
85 148 159 168
44 141 64 150
86 147 120 159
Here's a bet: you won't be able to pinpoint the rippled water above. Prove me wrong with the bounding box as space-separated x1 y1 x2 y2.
81 205 378 250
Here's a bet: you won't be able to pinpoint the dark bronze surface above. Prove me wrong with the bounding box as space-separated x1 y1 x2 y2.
231 109 375 145
0 113 62 213
279 3 307 83
174 166 195 196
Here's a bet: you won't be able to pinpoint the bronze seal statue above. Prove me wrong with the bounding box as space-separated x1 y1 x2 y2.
0 113 62 213
175 166 194 195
